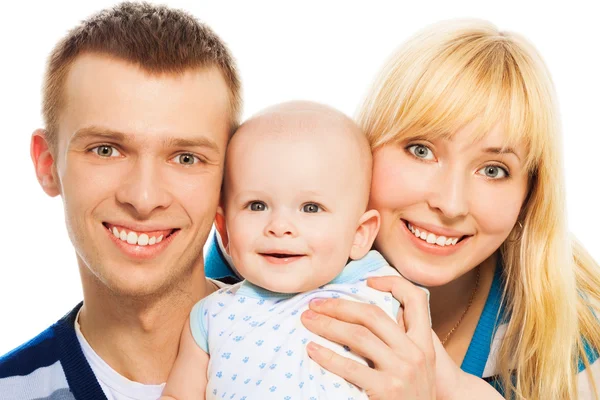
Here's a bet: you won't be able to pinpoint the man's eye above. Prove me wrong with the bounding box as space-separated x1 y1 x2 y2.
174 153 201 165
477 165 509 179
407 144 435 160
91 145 121 157
302 203 322 213
249 201 267 211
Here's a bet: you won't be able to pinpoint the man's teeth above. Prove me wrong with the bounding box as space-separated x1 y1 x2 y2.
112 227 164 246
408 223 460 247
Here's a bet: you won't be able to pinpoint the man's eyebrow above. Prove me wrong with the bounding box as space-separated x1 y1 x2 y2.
162 136 221 154
69 127 129 145
69 127 221 154
483 147 521 161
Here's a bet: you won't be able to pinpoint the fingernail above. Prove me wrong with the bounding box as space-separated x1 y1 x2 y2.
303 310 318 319
310 298 325 307
307 342 321 352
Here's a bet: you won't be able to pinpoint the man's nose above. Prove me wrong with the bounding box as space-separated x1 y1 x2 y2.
115 158 173 217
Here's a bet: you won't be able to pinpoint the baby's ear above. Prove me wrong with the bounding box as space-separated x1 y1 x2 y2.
214 206 229 252
349 209 380 260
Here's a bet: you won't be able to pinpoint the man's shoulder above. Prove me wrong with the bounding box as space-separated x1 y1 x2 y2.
0 323 61 378
0 305 84 400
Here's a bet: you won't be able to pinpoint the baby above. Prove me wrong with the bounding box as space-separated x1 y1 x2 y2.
162 101 406 399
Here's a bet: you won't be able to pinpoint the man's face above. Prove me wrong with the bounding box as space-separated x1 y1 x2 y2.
48 53 231 297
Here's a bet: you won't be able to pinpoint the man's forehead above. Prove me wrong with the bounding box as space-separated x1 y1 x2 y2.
57 53 231 151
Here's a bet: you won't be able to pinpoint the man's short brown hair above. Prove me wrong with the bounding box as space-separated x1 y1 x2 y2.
43 2 241 150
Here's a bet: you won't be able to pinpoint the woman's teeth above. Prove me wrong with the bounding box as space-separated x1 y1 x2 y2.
112 227 164 246
407 223 460 247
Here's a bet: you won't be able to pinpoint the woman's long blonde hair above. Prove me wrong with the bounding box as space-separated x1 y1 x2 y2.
358 20 600 399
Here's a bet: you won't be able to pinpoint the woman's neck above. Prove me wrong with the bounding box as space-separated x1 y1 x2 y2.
428 253 497 365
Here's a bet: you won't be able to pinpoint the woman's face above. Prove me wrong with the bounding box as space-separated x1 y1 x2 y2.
369 121 530 287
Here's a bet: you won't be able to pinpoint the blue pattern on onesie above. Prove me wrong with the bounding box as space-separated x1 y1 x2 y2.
190 251 412 400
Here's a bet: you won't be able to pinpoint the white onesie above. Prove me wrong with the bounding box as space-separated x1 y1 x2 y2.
190 250 401 400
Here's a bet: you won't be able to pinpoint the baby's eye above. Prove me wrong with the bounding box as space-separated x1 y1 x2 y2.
249 201 267 211
302 203 321 213
477 165 508 179
407 144 435 160
91 145 121 158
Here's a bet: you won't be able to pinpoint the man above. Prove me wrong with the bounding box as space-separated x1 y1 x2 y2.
0 2 241 399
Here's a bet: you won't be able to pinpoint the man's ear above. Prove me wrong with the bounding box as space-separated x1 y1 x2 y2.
349 209 380 260
214 206 229 253
31 129 60 197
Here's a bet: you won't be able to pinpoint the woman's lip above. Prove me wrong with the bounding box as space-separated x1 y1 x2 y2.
401 219 470 256
401 219 469 238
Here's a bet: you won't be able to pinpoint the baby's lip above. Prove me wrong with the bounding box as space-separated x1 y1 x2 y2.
259 251 306 258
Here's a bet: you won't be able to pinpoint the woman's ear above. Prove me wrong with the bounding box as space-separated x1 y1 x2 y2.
214 206 229 252
349 209 380 260
31 129 60 197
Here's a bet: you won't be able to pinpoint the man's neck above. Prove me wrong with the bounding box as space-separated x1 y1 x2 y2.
78 264 216 384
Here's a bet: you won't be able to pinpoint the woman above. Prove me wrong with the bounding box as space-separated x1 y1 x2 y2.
300 20 600 399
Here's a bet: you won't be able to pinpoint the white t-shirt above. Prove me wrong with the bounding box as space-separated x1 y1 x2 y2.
74 279 228 400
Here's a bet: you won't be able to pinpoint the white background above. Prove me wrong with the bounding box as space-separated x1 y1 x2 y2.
0 1 598 354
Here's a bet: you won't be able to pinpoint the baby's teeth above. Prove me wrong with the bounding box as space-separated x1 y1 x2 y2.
157 235 164 243
452 238 459 245
420 231 427 240
445 237 453 245
436 236 447 246
112 227 119 238
138 234 149 246
415 229 420 237
120 230 127 241
127 231 138 245
149 236 156 245
426 233 436 244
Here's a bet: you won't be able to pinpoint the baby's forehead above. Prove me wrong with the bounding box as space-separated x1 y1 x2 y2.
230 104 363 152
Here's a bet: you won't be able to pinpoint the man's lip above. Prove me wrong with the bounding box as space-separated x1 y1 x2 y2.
103 222 177 237
401 219 471 238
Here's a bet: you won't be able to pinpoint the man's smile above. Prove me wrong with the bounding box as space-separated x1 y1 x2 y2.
102 222 181 259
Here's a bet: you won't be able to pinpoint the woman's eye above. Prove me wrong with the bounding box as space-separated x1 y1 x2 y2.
174 153 200 165
407 144 435 160
249 201 267 211
302 203 321 213
477 165 508 179
91 145 121 158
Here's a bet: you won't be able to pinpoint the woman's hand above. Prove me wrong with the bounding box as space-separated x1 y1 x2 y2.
301 275 435 399
301 274 503 400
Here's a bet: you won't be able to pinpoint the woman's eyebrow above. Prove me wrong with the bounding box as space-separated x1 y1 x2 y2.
483 147 521 161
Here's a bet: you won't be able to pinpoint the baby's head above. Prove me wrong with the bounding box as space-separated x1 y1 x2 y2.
216 101 379 293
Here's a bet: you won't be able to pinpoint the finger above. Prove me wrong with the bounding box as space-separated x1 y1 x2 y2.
301 308 415 370
395 302 405 331
305 341 380 391
307 298 410 351
368 276 433 356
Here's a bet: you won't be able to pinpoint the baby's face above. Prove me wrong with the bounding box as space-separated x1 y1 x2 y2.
222 125 367 293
